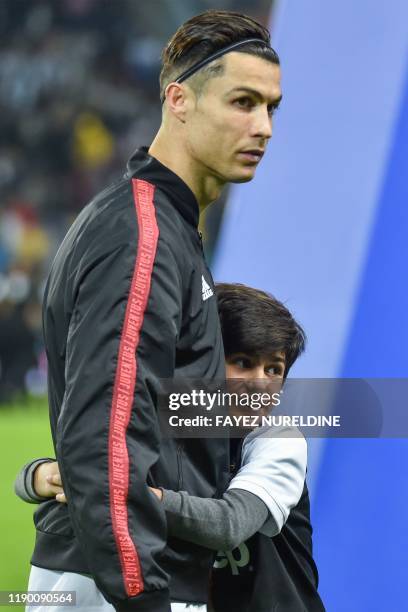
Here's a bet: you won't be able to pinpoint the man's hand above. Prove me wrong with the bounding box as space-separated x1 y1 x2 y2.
34 461 67 503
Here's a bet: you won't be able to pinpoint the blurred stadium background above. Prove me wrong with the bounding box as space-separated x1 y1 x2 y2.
1 1 407 611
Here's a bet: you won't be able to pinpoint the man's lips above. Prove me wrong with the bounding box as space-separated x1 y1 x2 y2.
237 149 265 163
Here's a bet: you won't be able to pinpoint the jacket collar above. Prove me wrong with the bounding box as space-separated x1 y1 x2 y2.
126 147 200 228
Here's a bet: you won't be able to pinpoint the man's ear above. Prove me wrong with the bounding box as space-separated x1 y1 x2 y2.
164 82 189 122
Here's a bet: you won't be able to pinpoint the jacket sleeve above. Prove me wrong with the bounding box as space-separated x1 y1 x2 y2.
14 458 55 504
56 201 182 611
162 488 271 550
228 431 307 536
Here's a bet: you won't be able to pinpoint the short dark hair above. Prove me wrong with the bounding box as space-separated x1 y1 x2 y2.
216 283 306 377
160 10 280 101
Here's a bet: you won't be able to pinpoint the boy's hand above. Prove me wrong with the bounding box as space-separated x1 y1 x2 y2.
34 461 67 503
149 486 163 501
34 463 159 504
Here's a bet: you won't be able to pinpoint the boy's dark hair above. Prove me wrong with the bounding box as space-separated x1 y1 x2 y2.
216 283 306 377
160 10 279 101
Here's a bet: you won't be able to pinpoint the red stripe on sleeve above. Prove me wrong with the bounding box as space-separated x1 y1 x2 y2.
108 178 159 597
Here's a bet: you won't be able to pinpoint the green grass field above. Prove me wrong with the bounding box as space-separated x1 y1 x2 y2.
0 397 54 610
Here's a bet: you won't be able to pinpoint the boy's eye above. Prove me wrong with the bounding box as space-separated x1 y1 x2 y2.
234 357 253 369
266 365 284 377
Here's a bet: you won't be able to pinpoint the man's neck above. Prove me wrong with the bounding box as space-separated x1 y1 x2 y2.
149 131 225 213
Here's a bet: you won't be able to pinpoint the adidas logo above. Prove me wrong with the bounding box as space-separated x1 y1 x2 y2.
202 275 214 301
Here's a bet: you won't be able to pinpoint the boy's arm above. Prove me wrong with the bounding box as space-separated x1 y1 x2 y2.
20 461 271 551
228 431 307 536
162 488 272 551
15 460 269 551
160 431 307 549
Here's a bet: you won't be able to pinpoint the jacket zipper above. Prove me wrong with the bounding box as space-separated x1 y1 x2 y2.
198 230 204 254
176 443 184 489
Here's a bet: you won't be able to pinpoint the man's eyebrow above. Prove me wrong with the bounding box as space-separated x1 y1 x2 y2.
226 86 283 106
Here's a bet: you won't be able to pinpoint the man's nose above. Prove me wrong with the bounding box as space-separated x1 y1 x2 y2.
252 107 272 140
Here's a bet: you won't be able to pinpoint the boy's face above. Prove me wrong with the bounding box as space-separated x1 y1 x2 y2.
225 351 286 421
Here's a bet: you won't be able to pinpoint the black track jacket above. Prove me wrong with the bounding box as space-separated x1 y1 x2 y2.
32 148 229 611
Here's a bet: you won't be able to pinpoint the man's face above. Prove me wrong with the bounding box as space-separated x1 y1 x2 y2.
185 52 282 183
